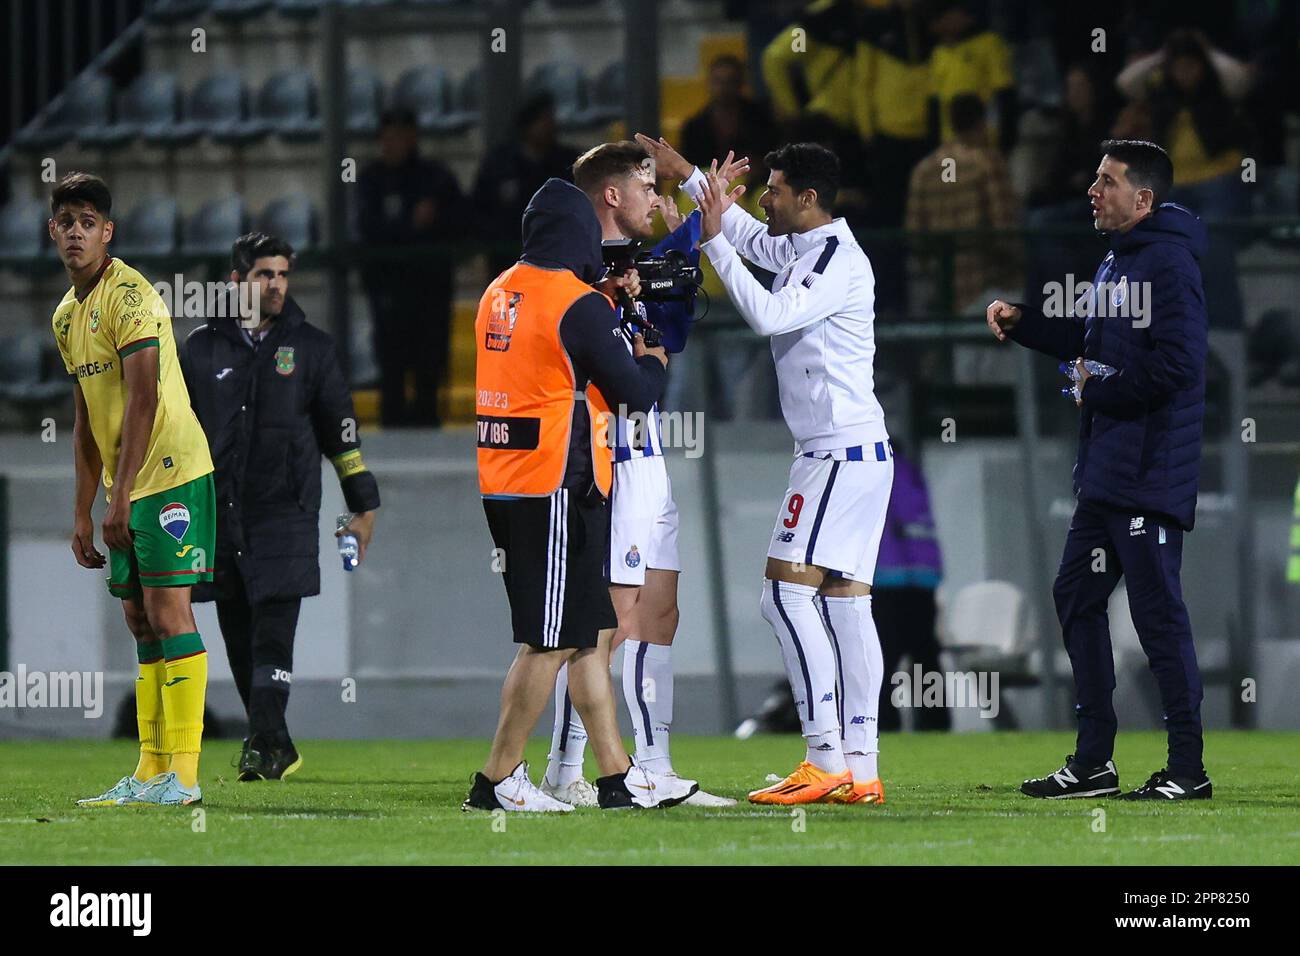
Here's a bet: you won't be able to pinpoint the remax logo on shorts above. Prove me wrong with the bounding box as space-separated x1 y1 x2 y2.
159 503 190 543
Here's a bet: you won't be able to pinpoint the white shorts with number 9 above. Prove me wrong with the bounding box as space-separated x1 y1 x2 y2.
767 447 894 583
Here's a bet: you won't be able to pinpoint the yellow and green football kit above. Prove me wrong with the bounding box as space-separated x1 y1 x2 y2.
53 256 213 791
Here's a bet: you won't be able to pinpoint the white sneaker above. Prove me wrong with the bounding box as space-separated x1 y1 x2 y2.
682 786 738 807
540 776 598 807
625 758 698 808
462 761 574 812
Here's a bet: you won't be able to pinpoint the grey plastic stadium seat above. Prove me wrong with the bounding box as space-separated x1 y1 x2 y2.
238 70 320 141
347 67 384 137
585 61 624 124
257 195 317 252
0 200 50 262
15 75 114 151
449 68 480 130
392 67 456 133
162 72 249 146
0 330 75 416
113 196 180 257
527 62 587 127
182 195 248 256
210 0 273 19
148 0 213 22
81 72 180 148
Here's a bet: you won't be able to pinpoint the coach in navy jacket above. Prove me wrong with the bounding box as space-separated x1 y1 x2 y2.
989 140 1212 801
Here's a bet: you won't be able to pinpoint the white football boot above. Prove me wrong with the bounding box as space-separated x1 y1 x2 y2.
540 776 598 807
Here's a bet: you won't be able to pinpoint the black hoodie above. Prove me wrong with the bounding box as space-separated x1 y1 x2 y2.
516 178 667 492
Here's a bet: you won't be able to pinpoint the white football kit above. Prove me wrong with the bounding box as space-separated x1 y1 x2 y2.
683 168 893 583
608 317 681 587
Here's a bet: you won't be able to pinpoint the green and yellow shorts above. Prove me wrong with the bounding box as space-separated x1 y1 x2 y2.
108 473 216 598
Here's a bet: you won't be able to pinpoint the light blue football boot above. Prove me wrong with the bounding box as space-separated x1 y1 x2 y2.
117 771 202 806
76 775 148 807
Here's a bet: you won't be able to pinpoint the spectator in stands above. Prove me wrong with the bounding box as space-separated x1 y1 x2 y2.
680 54 776 190
472 92 578 277
906 92 1020 315
356 108 466 427
873 445 948 732
856 0 933 314
1113 28 1252 328
926 0 1017 152
1030 64 1120 211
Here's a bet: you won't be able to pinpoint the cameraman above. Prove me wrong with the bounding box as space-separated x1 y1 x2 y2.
538 142 732 807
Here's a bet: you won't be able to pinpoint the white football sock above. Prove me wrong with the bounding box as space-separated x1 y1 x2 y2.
760 579 845 774
544 663 588 787
622 639 674 774
821 593 882 780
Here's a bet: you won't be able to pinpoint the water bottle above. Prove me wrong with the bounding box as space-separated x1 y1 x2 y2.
1059 360 1118 402
336 513 359 571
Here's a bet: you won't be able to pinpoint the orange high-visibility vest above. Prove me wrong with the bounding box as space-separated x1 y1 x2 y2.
475 262 613 497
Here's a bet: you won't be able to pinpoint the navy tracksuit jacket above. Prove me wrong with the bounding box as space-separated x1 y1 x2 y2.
1009 203 1209 777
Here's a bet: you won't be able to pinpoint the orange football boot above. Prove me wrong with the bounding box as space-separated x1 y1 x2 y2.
748 761 854 805
822 777 886 805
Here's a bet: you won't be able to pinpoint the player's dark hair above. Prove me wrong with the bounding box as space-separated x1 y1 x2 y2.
50 172 112 217
378 107 417 131
572 141 653 199
514 91 556 131
950 93 987 137
231 232 296 276
764 142 840 211
1099 139 1174 208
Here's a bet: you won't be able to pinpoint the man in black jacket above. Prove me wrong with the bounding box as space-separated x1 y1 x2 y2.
181 233 381 780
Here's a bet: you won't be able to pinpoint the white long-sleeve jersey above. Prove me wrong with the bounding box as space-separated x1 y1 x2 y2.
682 167 888 455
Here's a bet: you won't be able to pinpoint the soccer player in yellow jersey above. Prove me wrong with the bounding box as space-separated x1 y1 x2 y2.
48 173 215 807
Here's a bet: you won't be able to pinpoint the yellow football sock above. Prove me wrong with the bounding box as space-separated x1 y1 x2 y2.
134 641 169 781
160 632 207 789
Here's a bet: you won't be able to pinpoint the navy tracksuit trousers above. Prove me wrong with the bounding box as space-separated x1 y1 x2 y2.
1052 499 1205 778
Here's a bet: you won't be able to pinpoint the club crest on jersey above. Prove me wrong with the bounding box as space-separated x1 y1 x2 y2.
275 346 295 376
485 291 523 351
159 503 190 543
89 308 101 333
625 544 641 568
123 289 143 308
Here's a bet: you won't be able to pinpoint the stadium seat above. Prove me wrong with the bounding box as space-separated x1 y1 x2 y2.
346 67 384 137
210 0 273 20
0 199 50 262
113 196 181 257
81 72 181 148
448 68 480 130
239 70 320 141
527 62 587 127
182 195 248 256
941 580 1030 657
0 330 74 422
14 75 114 151
147 0 213 22
162 71 249 146
584 60 624 124
391 67 457 133
257 194 317 251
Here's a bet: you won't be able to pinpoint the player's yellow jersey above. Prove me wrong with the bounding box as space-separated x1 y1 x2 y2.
51 257 213 502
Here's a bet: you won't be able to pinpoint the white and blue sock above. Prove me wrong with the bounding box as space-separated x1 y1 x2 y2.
820 593 882 781
622 639 674 775
544 663 588 788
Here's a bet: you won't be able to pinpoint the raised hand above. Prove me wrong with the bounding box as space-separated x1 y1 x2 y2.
986 299 1022 342
714 149 751 191
697 162 746 243
633 133 694 181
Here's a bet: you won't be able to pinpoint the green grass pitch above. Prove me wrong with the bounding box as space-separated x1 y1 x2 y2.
1 731 1296 865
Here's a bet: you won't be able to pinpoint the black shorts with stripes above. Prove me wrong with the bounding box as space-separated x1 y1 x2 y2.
483 487 617 650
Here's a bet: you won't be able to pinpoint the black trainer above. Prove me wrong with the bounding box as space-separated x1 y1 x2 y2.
237 735 303 781
1021 754 1120 798
1119 768 1212 801
461 772 503 811
595 773 636 810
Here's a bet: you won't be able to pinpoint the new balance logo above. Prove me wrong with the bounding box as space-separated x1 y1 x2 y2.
1129 517 1146 536
820 692 834 702
1052 767 1079 786
1154 780 1186 799
849 715 866 724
